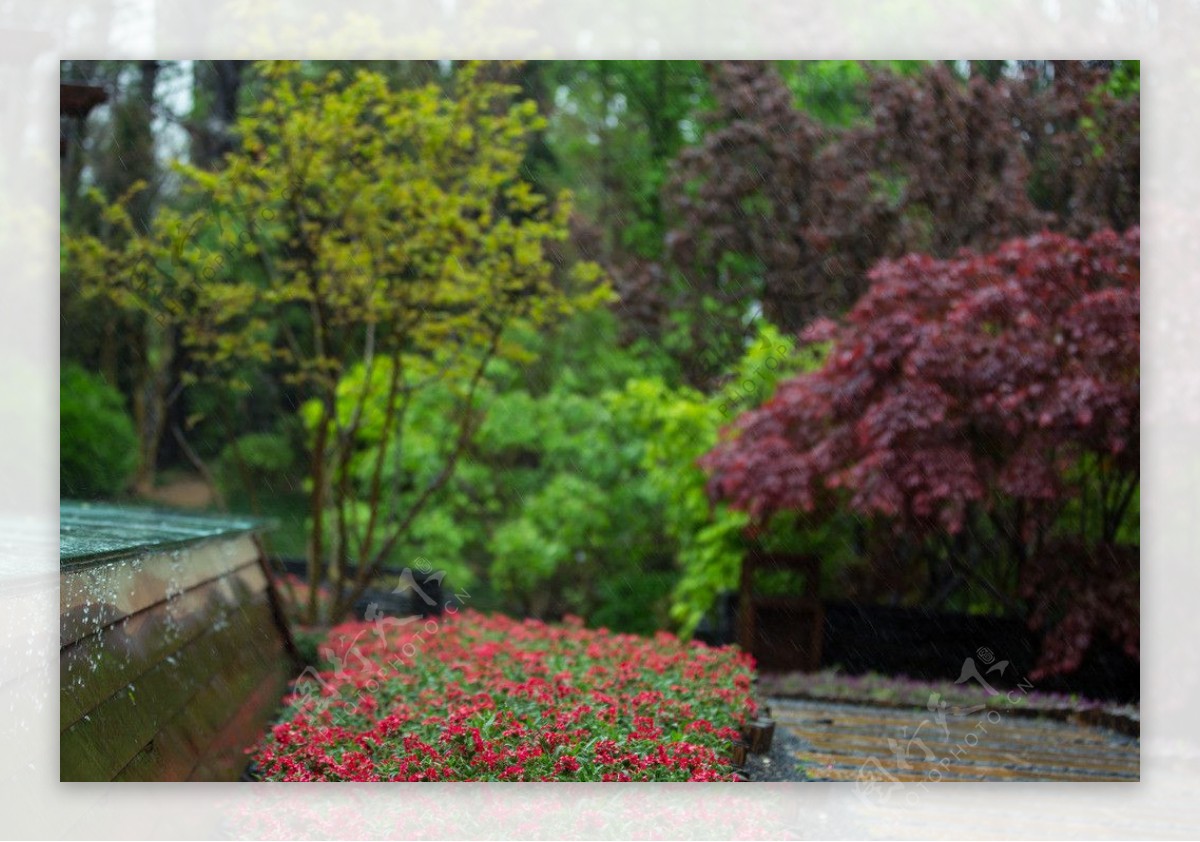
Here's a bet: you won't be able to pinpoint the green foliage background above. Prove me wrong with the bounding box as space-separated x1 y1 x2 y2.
59 59 1139 637
60 363 138 498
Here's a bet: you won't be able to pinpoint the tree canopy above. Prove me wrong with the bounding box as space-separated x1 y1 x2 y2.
701 228 1140 675
61 61 1139 677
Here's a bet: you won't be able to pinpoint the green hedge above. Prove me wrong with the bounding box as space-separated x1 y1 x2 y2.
60 364 137 498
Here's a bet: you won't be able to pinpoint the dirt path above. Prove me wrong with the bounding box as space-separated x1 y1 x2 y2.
770 697 1138 783
135 475 216 509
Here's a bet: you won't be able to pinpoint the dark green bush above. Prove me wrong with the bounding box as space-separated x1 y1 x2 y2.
217 431 297 498
60 363 138 498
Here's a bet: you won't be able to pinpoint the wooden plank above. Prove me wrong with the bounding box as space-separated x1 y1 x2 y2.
62 598 270 781
60 535 260 647
189 642 291 781
786 729 1140 773
111 632 288 782
60 596 276 781
772 704 1141 749
184 631 283 763
60 561 267 730
804 750 1135 782
110 722 199 783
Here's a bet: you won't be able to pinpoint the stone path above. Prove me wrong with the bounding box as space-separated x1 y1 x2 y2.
769 697 1139 782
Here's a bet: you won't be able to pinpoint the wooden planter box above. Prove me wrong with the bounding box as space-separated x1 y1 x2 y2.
60 502 297 781
744 717 776 754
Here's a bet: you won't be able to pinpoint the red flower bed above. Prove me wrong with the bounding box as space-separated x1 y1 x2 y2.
251 611 757 781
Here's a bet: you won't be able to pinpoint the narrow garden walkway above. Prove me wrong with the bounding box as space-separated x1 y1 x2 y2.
771 698 1139 782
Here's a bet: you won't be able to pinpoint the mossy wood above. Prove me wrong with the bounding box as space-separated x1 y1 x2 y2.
60 502 296 781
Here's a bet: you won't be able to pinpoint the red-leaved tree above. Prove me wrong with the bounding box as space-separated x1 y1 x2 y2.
701 228 1139 677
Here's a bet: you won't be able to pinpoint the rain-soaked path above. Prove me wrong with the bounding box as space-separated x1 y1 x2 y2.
770 697 1139 782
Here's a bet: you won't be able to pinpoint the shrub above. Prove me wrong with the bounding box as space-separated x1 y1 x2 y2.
60 363 137 498
702 228 1140 677
217 431 296 498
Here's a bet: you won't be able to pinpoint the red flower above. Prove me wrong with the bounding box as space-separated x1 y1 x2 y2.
554 755 581 774
250 610 755 782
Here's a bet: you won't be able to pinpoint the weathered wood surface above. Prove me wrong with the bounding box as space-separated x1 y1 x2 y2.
60 504 295 782
773 697 1139 782
60 551 267 727
60 534 266 645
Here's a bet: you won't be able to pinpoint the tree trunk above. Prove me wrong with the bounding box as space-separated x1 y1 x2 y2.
190 60 246 169
306 405 331 626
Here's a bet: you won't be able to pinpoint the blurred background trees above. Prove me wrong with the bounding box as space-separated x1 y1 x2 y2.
61 60 1139 674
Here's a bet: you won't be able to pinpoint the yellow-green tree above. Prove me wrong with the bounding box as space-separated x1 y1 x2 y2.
71 61 607 624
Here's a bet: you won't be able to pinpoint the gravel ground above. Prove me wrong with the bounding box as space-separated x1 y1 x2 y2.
745 719 811 782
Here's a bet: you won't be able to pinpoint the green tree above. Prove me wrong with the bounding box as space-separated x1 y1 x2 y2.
70 61 607 625
609 321 824 633
322 308 673 630
540 61 708 262
62 183 182 493
61 61 184 490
